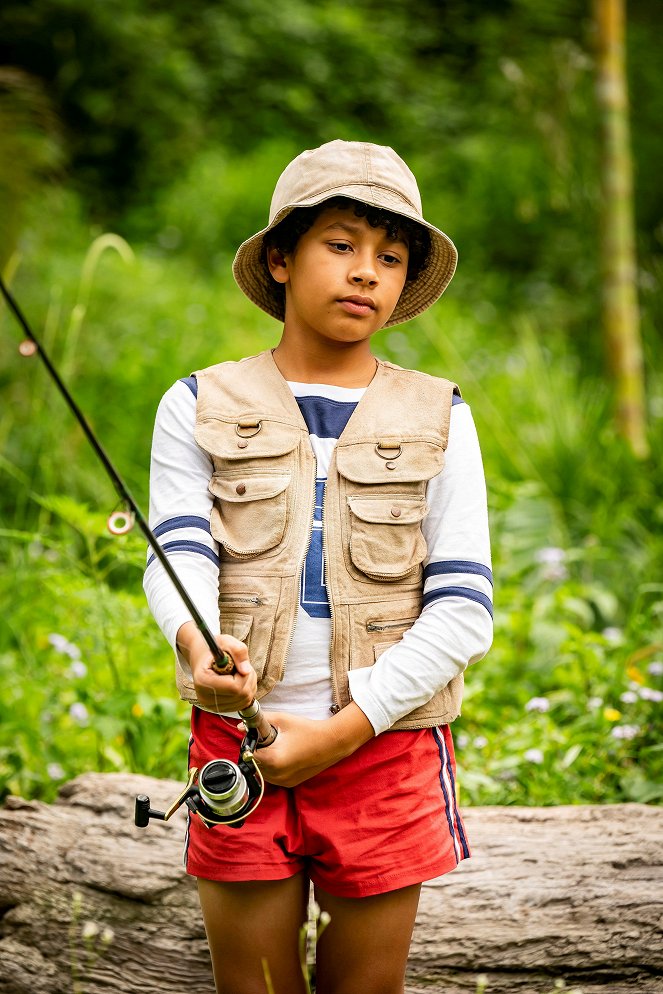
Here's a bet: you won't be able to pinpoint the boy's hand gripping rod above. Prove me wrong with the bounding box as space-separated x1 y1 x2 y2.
0 274 278 759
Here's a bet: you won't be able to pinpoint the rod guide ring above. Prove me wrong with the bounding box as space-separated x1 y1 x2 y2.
107 510 135 535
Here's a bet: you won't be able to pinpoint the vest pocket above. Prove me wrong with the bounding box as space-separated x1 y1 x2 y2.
208 473 291 558
373 640 402 661
219 614 254 643
347 495 428 580
371 618 418 660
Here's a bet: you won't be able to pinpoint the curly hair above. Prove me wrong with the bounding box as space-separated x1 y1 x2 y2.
261 196 431 313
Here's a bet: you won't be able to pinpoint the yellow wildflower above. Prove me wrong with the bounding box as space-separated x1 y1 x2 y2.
603 707 621 721
626 665 644 685
131 703 144 718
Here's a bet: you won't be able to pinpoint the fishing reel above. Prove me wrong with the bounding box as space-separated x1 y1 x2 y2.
135 708 271 830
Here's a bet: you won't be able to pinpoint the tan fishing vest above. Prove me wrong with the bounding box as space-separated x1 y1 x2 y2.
177 349 463 729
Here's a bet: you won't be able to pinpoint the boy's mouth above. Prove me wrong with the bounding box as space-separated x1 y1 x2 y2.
338 295 376 316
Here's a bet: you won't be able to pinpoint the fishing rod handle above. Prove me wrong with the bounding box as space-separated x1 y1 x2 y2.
238 698 279 748
209 657 278 747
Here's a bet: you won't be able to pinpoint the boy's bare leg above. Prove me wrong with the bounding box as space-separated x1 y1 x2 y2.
314 883 421 994
198 873 309 994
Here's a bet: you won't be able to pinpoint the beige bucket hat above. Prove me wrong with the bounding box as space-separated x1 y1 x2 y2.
232 139 458 328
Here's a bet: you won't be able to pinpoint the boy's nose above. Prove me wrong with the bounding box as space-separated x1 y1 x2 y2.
351 270 378 287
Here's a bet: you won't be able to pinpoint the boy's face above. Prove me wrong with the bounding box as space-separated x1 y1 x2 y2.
267 205 409 347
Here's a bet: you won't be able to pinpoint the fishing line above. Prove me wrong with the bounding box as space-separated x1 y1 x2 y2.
0 272 277 750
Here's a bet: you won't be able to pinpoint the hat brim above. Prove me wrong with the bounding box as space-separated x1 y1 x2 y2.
232 186 457 328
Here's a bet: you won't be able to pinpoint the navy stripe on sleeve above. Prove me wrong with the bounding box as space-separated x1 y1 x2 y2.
179 375 198 398
146 540 219 569
424 560 493 586
153 515 211 538
422 585 493 617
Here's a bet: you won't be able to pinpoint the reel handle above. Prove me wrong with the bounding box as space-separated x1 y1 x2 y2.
135 794 165 827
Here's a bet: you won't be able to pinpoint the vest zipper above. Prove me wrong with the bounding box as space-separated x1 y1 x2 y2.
321 481 340 713
222 595 263 606
279 461 317 684
366 618 418 632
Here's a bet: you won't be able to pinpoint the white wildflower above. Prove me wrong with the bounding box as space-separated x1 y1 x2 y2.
101 927 115 945
47 763 65 780
69 702 89 725
587 696 603 710
524 748 544 764
68 661 88 679
456 732 470 749
540 562 569 582
647 661 663 677
638 687 663 703
473 735 488 749
48 633 69 652
525 696 551 713
48 633 82 659
497 770 517 781
535 547 566 565
602 627 622 643
611 724 640 740
534 547 568 581
619 691 638 704
82 921 99 940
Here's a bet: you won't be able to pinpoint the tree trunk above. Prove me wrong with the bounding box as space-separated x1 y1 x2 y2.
0 773 661 994
593 0 648 458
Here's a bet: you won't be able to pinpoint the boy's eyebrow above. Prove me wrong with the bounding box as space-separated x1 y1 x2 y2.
322 220 408 247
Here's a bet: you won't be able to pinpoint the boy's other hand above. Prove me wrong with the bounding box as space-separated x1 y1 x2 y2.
176 622 257 712
254 703 375 788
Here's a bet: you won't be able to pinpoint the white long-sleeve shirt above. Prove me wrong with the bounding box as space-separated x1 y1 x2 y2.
143 376 493 734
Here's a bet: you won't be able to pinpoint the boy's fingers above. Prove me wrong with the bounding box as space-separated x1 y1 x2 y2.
216 633 249 662
232 658 253 676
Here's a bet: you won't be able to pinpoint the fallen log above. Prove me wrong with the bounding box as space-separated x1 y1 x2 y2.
0 773 661 994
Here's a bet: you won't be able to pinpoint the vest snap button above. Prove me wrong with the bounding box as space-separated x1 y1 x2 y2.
236 483 247 495
237 440 248 449
385 461 396 469
391 507 401 518
329 704 340 714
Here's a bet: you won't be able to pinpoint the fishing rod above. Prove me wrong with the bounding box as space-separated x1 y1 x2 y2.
0 272 277 829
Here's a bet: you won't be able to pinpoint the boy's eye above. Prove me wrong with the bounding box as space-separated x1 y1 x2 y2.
380 253 401 265
329 241 352 252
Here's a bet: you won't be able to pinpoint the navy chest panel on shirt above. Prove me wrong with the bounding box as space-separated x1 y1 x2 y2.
295 396 357 619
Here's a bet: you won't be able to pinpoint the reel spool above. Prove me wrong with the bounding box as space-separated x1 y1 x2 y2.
134 726 264 830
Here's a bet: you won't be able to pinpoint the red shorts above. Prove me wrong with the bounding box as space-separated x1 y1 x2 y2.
184 707 471 898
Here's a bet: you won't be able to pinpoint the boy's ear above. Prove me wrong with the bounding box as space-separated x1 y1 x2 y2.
266 247 290 285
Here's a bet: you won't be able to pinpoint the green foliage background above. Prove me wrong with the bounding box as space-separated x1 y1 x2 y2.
0 0 662 806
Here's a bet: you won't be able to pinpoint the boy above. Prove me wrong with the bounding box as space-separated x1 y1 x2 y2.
144 140 493 994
